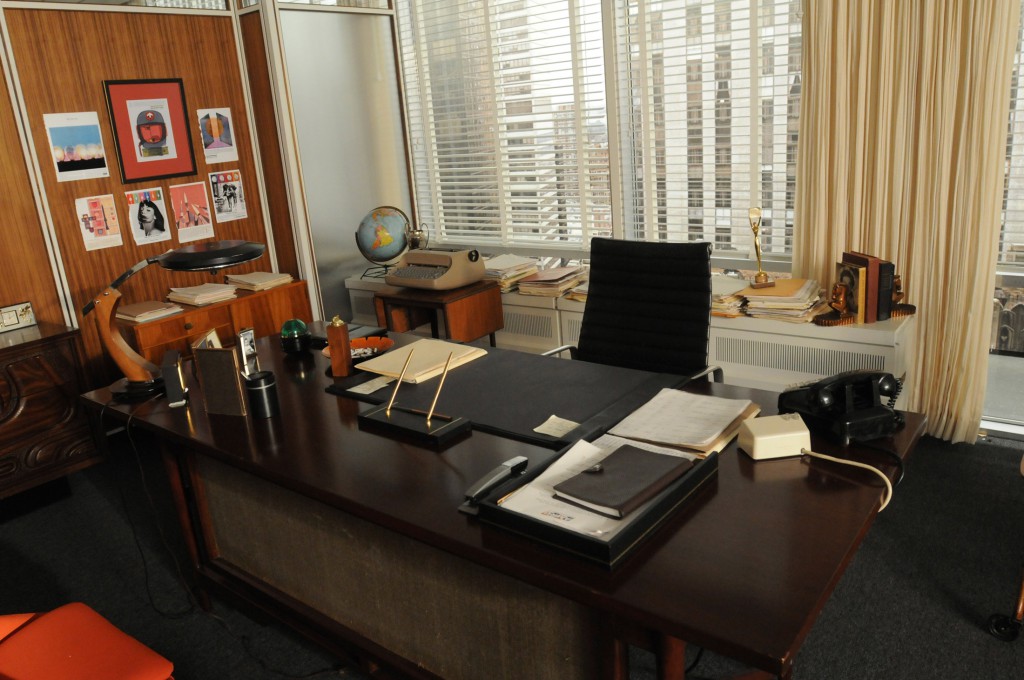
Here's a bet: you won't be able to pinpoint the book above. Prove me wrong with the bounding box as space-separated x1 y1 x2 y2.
225 271 294 291
834 262 866 324
841 252 881 323
551 444 695 519
168 283 237 306
516 266 587 297
115 300 184 322
877 259 895 321
356 338 487 383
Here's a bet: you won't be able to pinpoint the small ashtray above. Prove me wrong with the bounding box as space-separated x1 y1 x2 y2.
322 336 394 364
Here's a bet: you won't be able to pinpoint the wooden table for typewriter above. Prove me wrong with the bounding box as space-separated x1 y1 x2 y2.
373 279 503 346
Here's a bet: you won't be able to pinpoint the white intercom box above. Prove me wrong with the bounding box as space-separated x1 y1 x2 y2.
738 413 811 460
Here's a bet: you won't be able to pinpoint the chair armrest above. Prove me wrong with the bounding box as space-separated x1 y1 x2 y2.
541 344 577 359
690 365 724 383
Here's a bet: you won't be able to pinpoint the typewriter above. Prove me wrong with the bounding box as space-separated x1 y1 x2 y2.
384 248 486 290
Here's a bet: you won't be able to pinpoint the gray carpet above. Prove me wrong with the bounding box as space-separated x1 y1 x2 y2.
2 431 1023 679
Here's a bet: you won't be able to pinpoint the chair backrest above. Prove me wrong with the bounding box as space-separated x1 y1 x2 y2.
576 237 712 376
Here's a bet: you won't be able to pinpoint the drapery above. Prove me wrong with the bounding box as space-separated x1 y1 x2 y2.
793 0 1020 442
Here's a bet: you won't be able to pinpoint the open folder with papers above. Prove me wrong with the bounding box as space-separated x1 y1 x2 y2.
356 338 487 383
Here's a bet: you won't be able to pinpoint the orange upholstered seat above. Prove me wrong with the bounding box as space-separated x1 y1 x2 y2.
0 602 173 680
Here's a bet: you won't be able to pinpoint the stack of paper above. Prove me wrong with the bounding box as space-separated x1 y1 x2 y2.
711 275 748 318
483 254 539 292
115 300 184 323
607 388 760 456
356 338 487 383
517 266 587 297
565 281 588 303
167 283 237 306
741 278 827 323
226 271 294 291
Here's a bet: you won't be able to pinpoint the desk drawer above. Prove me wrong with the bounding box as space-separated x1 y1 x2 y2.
131 307 232 350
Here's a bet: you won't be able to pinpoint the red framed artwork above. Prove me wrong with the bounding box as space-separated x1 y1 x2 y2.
104 79 196 183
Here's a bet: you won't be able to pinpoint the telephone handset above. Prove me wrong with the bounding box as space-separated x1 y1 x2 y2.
778 370 904 446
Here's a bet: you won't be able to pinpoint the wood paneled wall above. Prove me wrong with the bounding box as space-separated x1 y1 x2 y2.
239 10 299 278
0 61 64 327
4 7 285 387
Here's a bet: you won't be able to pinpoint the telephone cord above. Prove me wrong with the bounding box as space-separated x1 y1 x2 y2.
800 448 893 511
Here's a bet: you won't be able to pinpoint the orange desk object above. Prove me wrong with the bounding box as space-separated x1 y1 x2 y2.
0 602 173 679
374 279 503 346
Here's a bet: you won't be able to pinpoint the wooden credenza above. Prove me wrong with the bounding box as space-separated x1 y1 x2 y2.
120 280 312 363
0 324 96 499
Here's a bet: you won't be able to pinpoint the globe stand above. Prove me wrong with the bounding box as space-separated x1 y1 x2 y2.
361 264 393 279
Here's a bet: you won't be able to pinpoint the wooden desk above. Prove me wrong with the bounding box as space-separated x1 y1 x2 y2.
374 280 503 346
79 338 926 680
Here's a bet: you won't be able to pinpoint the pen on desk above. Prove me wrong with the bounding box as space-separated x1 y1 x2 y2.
386 348 415 418
426 352 454 425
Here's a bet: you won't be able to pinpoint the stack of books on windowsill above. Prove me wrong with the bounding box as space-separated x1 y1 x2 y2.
711 275 748 318
740 278 827 323
483 254 539 292
225 271 294 291
115 300 184 323
517 266 587 297
167 283 237 306
565 281 588 303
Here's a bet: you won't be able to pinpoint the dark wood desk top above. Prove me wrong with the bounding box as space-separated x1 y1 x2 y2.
80 335 926 676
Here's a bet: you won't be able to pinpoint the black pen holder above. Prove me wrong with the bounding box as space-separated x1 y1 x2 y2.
245 370 280 419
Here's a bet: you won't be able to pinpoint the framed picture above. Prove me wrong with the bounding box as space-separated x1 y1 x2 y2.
104 79 196 183
0 302 36 334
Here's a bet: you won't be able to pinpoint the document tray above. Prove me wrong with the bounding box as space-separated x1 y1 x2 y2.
476 451 718 568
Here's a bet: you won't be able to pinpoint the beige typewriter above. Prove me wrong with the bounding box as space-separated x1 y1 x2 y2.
384 248 486 290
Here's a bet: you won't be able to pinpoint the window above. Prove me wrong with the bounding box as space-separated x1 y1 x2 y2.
397 0 801 257
1001 6 1024 269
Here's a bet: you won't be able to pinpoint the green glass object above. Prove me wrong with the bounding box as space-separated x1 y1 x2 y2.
280 318 311 354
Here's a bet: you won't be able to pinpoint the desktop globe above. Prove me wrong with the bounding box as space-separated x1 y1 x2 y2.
356 206 410 276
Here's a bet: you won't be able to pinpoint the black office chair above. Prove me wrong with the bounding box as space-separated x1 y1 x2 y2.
544 237 723 382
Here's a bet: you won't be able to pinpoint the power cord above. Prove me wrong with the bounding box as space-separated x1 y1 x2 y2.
800 448 893 511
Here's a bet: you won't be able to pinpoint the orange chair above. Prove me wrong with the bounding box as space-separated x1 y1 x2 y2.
0 602 174 679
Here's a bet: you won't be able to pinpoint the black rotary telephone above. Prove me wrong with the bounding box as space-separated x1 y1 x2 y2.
778 370 905 446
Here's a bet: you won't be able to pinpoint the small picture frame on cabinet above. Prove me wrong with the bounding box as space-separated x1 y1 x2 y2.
0 302 36 334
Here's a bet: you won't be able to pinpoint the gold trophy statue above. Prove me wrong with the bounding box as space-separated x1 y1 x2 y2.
748 207 774 288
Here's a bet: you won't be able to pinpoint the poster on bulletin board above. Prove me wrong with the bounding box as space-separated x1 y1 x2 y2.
125 187 172 246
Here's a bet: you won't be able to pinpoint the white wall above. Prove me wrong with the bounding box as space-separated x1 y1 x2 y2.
281 9 411 321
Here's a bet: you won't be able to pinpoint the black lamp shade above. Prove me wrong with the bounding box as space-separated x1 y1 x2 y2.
158 240 265 272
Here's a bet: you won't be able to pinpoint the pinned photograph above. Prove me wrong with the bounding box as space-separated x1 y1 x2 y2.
209 170 247 222
74 194 123 251
197 107 238 164
125 187 172 245
44 112 109 182
169 181 214 242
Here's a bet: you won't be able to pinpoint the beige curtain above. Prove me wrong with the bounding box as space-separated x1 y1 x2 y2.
794 0 1020 443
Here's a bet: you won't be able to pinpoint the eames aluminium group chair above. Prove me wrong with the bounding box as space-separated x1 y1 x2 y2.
544 237 723 382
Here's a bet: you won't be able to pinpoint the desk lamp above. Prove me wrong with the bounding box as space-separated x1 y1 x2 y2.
82 240 265 402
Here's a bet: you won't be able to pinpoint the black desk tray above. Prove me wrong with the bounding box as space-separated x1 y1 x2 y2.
476 451 718 568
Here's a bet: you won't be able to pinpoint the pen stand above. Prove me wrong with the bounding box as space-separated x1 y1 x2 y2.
356 347 470 450
358 404 471 450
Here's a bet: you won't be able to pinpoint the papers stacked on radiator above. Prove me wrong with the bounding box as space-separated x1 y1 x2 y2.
741 278 827 323
483 254 539 292
517 266 586 297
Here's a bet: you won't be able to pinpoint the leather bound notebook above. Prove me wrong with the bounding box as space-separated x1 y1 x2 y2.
552 445 694 519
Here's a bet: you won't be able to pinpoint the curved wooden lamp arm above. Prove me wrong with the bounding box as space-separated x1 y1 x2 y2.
89 286 158 383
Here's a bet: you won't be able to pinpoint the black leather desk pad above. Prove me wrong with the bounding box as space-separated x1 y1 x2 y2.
326 348 686 448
